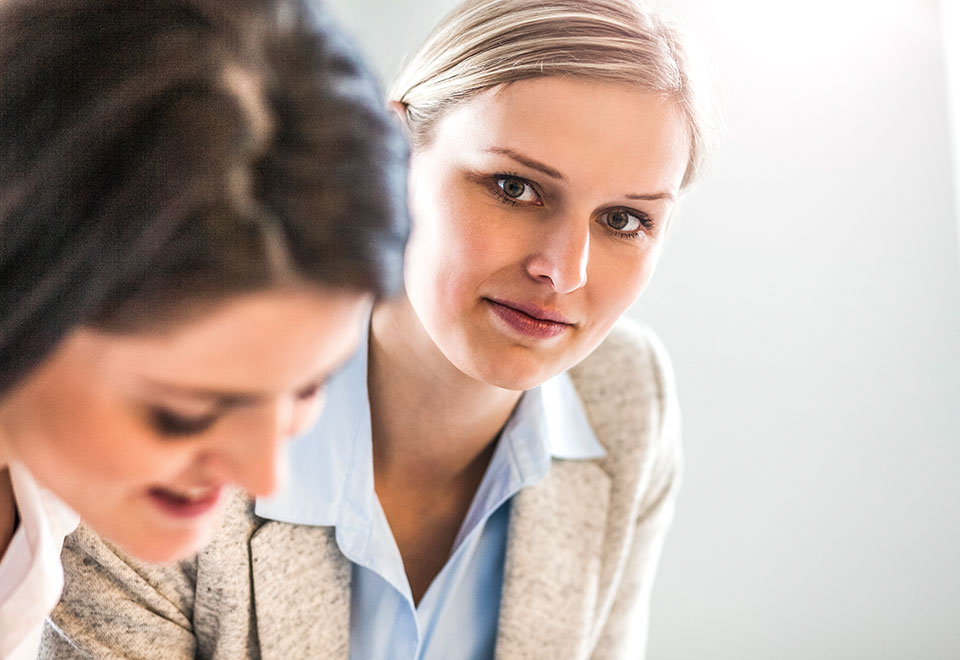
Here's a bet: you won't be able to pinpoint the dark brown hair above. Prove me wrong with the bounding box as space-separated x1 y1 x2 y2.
0 0 410 394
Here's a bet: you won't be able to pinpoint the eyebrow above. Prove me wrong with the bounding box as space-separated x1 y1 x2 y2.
626 191 676 202
486 146 676 202
486 147 565 180
141 384 266 411
138 358 347 411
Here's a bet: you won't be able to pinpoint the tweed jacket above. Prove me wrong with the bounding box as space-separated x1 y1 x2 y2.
42 319 682 660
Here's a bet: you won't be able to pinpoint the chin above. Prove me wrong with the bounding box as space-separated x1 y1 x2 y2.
103 520 216 564
465 351 564 391
136 532 211 564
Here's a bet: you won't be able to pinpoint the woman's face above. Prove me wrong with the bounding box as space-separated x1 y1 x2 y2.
0 287 369 562
403 77 690 389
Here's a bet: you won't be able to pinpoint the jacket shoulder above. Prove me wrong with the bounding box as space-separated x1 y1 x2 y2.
568 317 675 418
566 317 681 485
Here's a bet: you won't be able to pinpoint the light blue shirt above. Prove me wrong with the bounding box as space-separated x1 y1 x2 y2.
257 326 605 660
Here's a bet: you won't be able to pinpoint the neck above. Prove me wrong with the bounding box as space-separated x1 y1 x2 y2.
368 298 522 488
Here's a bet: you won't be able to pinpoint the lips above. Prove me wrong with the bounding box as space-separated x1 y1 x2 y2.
485 298 574 339
147 484 223 519
488 298 573 324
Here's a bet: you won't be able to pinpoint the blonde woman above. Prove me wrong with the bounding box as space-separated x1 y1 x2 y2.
44 0 721 658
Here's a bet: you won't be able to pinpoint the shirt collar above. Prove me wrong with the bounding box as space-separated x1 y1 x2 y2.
255 323 605 528
532 370 606 460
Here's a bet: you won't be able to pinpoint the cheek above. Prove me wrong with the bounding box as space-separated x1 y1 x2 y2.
590 244 663 319
627 250 661 299
406 197 502 311
17 384 186 493
288 395 324 438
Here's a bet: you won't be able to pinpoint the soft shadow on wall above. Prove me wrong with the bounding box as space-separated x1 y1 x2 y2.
942 0 960 239
638 1 960 659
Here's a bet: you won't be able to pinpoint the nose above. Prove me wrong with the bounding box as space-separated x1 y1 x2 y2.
215 398 299 497
524 214 590 293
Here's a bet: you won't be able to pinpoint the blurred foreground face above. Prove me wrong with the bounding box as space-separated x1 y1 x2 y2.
0 288 370 562
403 77 690 389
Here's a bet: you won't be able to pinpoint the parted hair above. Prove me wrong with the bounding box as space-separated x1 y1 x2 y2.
390 0 721 189
0 0 410 395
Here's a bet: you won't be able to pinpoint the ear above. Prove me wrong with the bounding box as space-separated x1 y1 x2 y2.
386 100 409 130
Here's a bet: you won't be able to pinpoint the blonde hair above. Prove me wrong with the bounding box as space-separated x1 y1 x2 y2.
390 0 721 188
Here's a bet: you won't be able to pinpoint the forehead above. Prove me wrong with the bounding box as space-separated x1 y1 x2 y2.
42 288 368 395
426 76 690 196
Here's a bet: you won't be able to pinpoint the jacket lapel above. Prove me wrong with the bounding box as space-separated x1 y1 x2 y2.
495 459 612 660
250 522 352 660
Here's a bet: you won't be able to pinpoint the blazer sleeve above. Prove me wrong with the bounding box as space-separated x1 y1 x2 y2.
40 523 198 660
591 326 684 660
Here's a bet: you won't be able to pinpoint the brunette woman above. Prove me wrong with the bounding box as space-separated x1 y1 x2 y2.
0 0 407 657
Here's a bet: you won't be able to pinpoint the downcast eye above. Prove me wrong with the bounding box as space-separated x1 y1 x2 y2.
296 382 322 400
149 408 219 437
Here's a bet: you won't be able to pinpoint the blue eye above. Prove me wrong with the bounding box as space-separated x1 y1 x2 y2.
600 209 652 234
495 175 540 203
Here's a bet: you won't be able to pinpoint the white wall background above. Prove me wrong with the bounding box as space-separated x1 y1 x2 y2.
945 0 960 248
322 1 960 658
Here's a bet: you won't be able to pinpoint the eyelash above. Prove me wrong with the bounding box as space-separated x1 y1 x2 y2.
488 173 655 240
489 172 542 207
599 209 655 241
149 382 325 438
295 381 325 401
149 409 218 438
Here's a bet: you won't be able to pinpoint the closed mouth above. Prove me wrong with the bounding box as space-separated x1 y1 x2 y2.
485 298 574 325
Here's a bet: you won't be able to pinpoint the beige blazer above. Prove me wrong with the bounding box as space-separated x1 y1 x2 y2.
42 319 682 660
